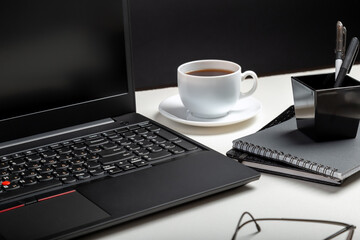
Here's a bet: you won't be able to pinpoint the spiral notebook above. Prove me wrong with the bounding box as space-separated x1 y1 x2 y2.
228 107 360 185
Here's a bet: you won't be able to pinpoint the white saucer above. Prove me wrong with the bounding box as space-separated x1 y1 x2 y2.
158 95 262 127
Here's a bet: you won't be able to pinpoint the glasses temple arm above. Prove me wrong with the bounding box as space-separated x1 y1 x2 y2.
324 225 356 240
231 212 261 240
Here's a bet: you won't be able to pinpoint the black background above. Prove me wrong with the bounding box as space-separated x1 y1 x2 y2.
129 0 360 90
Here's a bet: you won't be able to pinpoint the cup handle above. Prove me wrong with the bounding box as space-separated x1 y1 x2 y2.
240 70 258 98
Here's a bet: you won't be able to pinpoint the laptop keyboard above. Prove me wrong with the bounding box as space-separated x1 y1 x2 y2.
0 121 200 202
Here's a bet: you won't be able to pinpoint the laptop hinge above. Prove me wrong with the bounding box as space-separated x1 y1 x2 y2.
0 118 114 149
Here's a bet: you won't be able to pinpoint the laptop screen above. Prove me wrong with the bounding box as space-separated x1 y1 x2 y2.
0 0 135 143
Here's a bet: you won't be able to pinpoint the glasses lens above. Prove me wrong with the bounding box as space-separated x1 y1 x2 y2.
234 220 352 240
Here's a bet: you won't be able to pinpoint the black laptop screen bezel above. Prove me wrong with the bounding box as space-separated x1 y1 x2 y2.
0 0 135 144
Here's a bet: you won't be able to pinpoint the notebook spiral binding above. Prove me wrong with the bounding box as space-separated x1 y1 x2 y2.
234 140 338 179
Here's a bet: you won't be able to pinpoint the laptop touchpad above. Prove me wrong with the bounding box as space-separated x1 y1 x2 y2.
0 190 110 240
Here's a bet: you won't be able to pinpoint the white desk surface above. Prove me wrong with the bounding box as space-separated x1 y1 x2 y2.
82 65 360 239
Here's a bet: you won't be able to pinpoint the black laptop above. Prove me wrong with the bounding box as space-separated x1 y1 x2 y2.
0 1 260 239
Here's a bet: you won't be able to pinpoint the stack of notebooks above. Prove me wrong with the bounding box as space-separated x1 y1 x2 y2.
227 106 360 185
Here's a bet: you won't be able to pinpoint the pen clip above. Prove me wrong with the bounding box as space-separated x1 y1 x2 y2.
335 22 347 59
342 26 347 59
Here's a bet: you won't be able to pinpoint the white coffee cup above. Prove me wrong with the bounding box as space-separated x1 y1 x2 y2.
177 59 258 118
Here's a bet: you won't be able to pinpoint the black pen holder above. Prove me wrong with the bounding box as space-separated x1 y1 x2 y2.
291 73 360 141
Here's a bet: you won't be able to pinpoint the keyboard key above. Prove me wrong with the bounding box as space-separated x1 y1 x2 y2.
117 160 131 167
76 172 91 180
11 153 25 159
143 151 172 161
3 174 21 182
147 146 163 152
37 166 53 174
0 162 10 170
174 140 198 151
121 164 136 171
53 170 70 178
3 182 20 191
72 143 87 150
9 166 26 174
85 137 106 145
52 162 69 170
26 154 42 162
147 125 160 132
72 138 84 144
143 132 157 139
40 158 57 166
36 147 49 153
125 143 140 151
57 147 72 154
85 154 99 161
128 125 140 131
131 135 145 142
10 158 26 166
99 152 135 165
134 149 149 156
89 168 105 176
37 173 54 182
157 130 179 141
60 176 77 184
102 131 116 137
24 150 37 156
58 154 72 162
69 166 86 174
26 162 42 169
42 150 57 158
85 138 109 147
108 166 123 175
98 148 126 158
118 139 132 146
61 141 72 146
73 150 87 157
88 146 103 153
0 170 9 177
0 156 12 162
116 127 128 133
19 170 37 179
129 157 142 163
108 134 123 141
160 142 176 149
50 143 62 149
123 131 136 138
134 128 148 135
20 178 37 186
138 140 153 148
102 142 118 150
70 158 85 165
169 146 185 154
86 161 101 169
133 160 149 168
103 165 116 171
84 134 101 140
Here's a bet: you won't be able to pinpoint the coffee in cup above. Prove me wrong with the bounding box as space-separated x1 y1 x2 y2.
177 59 258 118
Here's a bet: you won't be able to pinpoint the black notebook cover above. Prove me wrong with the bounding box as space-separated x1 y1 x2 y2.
227 106 360 185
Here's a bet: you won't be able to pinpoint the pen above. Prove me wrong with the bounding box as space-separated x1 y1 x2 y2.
334 37 359 87
335 21 346 79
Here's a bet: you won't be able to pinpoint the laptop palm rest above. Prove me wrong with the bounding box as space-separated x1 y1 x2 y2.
0 191 110 240
78 151 259 220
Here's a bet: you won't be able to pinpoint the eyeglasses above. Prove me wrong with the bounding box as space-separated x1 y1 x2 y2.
232 212 356 240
